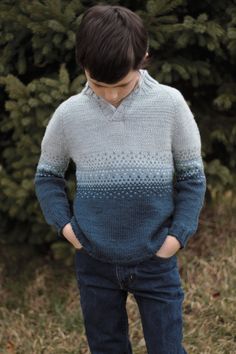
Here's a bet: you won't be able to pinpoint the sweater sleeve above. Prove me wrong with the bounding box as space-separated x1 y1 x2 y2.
34 105 72 238
168 89 207 249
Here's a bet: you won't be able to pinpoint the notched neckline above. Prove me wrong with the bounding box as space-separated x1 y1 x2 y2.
81 69 147 122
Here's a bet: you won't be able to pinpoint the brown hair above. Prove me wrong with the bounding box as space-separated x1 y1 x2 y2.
75 4 151 84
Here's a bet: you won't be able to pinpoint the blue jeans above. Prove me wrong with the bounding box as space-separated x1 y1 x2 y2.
74 248 187 354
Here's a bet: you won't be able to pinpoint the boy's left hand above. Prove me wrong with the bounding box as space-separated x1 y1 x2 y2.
155 235 181 258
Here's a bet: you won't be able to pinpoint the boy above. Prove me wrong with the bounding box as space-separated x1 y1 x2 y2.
34 4 206 354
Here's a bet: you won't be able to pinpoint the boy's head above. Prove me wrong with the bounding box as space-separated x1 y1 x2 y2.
75 4 150 85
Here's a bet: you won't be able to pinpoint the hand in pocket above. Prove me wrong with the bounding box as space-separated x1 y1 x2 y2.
155 235 181 258
62 223 83 250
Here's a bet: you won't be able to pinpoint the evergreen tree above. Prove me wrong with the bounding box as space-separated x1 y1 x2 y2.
0 0 235 251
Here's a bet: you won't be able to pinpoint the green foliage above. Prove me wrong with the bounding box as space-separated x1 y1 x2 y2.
50 241 77 266
138 0 236 205
0 63 84 242
0 0 84 74
0 0 235 248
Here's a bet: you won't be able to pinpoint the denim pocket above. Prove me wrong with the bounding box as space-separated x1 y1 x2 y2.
151 253 176 262
75 246 86 253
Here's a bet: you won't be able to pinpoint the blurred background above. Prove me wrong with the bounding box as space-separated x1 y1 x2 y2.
0 0 235 353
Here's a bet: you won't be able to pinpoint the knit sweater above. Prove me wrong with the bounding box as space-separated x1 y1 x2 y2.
34 69 207 265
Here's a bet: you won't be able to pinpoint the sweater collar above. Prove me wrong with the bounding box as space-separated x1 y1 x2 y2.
81 69 148 122
82 69 146 99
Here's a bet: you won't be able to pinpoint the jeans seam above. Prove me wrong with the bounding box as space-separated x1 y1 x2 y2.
115 265 124 289
121 294 129 353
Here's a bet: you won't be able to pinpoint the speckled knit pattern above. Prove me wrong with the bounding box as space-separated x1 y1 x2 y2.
34 69 206 265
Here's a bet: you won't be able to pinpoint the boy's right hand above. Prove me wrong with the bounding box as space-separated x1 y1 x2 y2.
62 223 83 250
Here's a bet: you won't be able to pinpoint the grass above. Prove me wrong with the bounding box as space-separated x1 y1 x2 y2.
0 203 235 353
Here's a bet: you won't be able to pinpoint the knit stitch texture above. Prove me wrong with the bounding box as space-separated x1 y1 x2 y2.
34 69 207 265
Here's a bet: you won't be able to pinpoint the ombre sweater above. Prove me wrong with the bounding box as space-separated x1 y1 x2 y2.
34 69 207 265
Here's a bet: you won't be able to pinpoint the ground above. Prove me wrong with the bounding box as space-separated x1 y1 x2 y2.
0 204 235 354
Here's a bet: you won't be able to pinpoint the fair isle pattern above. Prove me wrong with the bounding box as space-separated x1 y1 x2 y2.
75 150 174 199
73 148 204 200
36 148 204 198
36 154 69 178
34 69 206 265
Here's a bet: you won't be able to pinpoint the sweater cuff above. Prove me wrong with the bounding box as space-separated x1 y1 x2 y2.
55 217 71 239
58 226 65 239
167 223 193 249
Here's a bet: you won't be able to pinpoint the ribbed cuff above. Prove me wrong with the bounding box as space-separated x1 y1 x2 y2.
167 223 193 249
55 217 72 239
57 226 65 239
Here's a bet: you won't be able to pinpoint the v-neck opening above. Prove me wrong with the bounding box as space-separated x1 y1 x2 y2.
81 69 147 122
